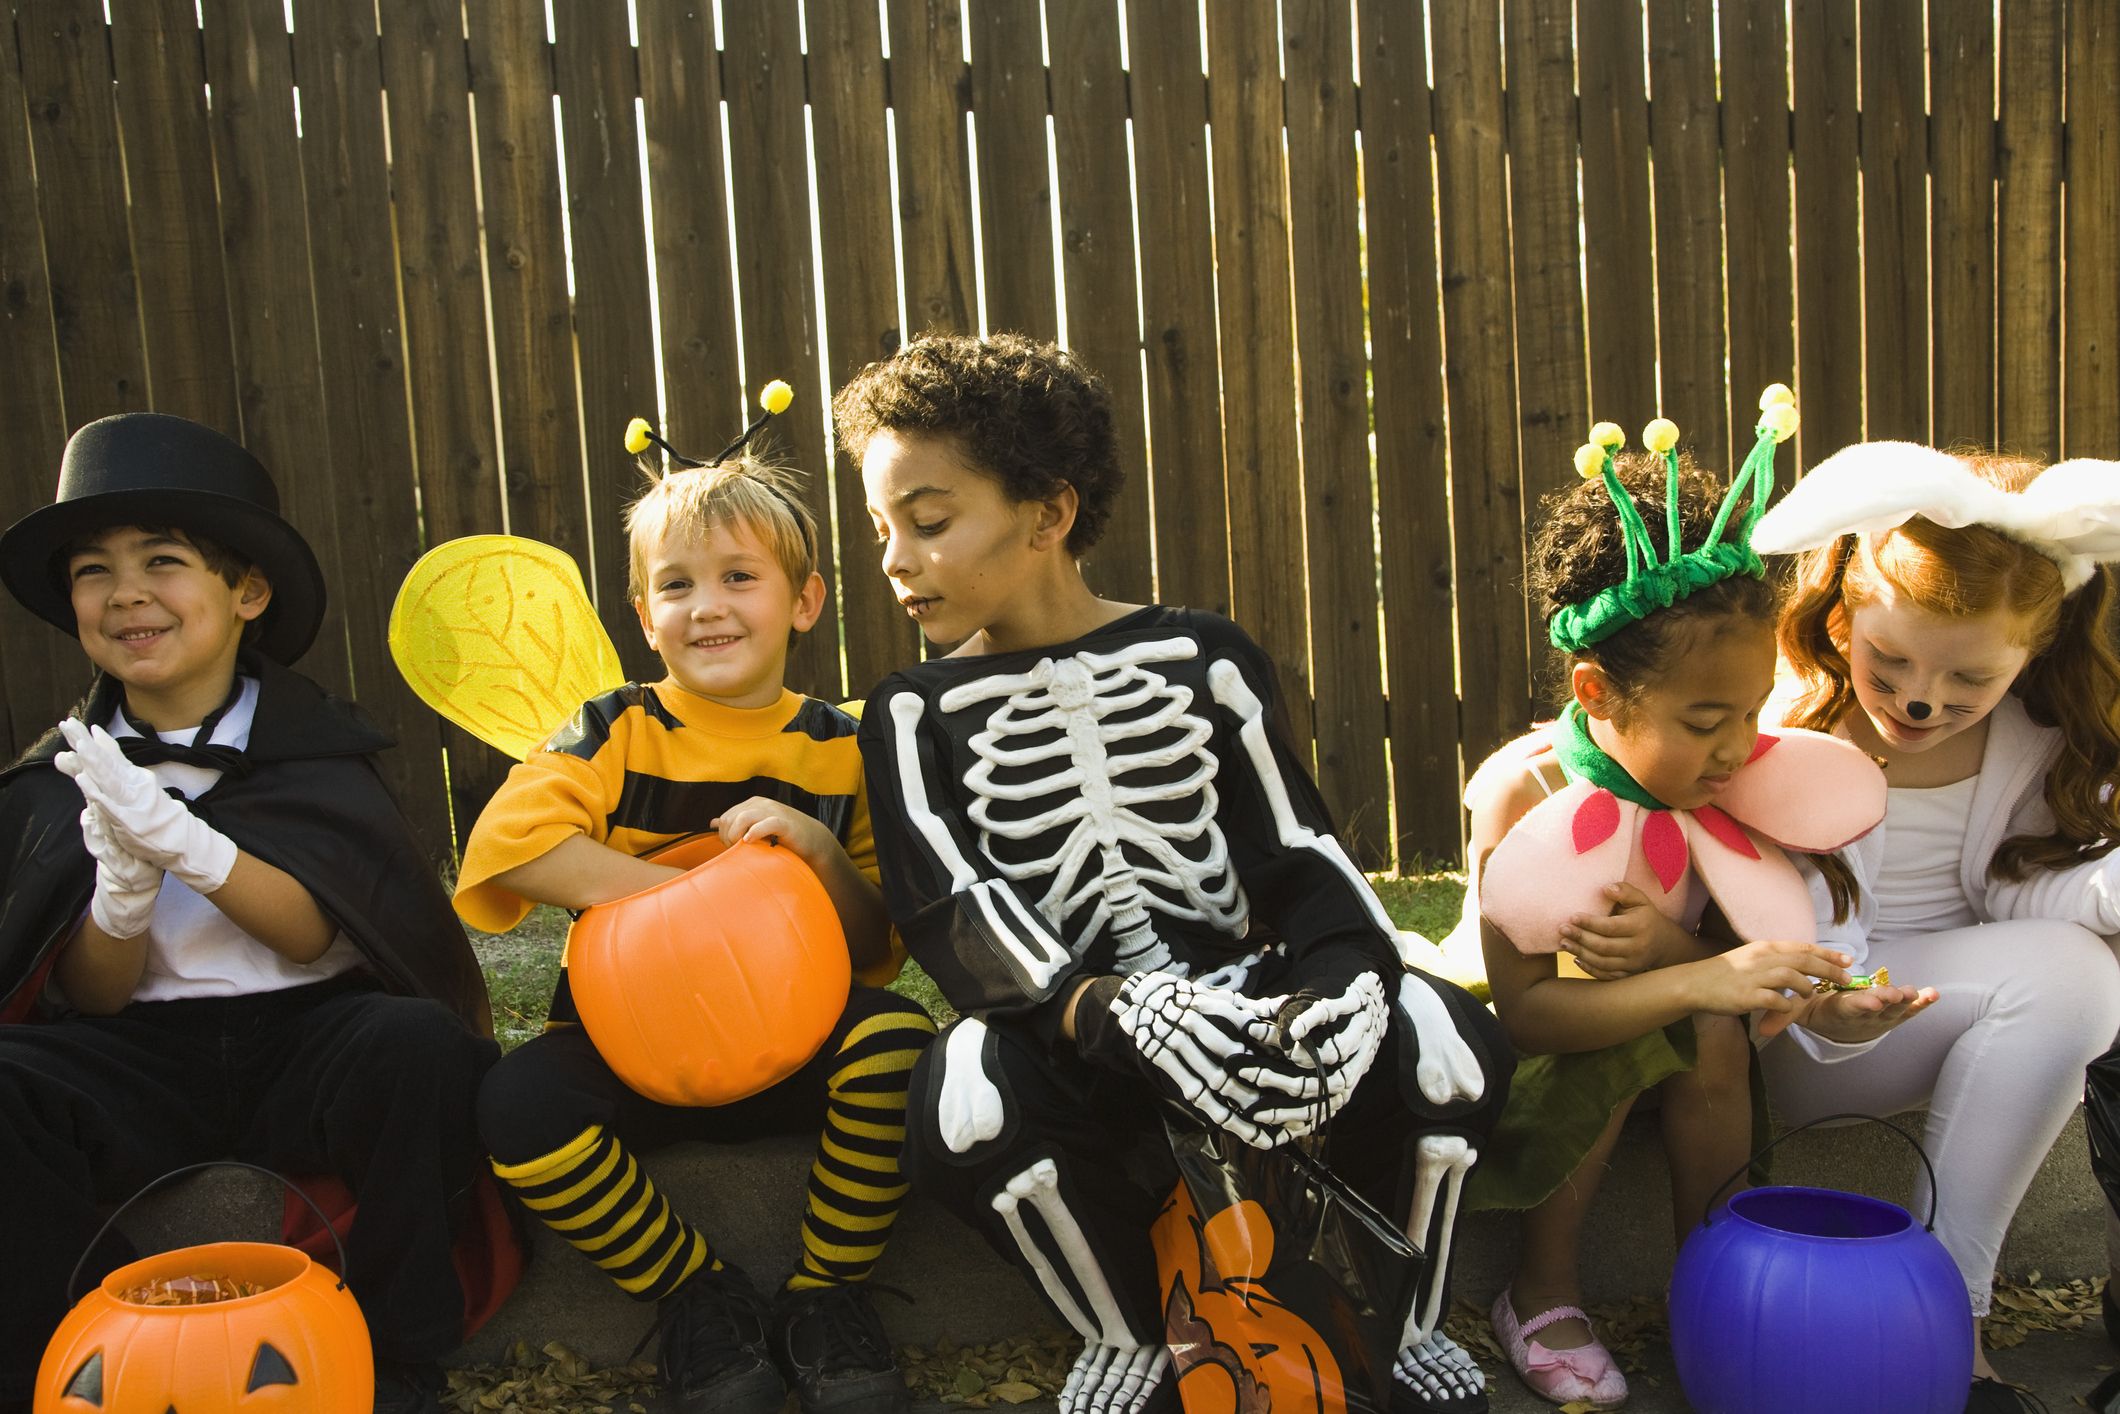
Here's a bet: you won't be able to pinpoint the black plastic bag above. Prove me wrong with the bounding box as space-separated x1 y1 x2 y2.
2089 1042 2120 1219
1152 1123 1420 1414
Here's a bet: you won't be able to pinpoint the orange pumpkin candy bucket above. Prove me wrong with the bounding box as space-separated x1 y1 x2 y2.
37 1163 373 1412
565 835 852 1107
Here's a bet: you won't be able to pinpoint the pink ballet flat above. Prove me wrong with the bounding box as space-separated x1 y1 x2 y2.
1488 1287 1629 1408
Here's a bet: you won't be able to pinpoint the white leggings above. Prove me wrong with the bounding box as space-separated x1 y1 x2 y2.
1760 919 2120 1316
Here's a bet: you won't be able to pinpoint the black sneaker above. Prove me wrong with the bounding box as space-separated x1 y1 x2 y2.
651 1264 789 1414
374 1359 447 1414
772 1282 909 1414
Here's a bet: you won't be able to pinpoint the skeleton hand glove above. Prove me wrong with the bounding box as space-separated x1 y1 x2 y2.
1267 970 1389 1125
80 803 162 939
1073 971 1330 1148
56 720 237 894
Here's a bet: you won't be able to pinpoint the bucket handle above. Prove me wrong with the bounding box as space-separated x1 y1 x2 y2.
1700 1111 1939 1232
68 1161 351 1304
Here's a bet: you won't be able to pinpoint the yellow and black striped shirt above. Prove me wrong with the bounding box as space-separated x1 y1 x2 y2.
455 680 896 1015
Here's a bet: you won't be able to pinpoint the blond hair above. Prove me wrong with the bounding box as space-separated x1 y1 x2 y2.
624 452 819 602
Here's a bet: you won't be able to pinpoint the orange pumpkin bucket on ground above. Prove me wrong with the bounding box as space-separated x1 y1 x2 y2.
567 837 852 1107
37 1164 373 1412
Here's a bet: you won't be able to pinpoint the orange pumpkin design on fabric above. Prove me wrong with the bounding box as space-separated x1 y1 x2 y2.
566 836 853 1107
1153 1182 1348 1414
36 1241 373 1412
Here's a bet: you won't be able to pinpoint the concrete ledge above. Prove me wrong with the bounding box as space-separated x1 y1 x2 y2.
116 1109 2105 1368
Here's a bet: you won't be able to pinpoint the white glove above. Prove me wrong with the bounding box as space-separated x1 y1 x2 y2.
1275 971 1391 1122
54 720 238 894
80 803 163 939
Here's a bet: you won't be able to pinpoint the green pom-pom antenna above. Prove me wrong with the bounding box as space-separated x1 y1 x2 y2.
1547 384 1799 653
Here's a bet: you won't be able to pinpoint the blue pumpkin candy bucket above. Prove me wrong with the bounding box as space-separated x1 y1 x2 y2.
1668 1113 1974 1414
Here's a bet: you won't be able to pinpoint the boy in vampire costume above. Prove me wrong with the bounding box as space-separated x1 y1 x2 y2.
0 414 499 1414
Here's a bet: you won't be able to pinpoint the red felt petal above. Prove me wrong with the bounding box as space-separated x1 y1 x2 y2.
1642 810 1689 893
1572 789 1621 854
1746 733 1779 764
1691 805 1761 860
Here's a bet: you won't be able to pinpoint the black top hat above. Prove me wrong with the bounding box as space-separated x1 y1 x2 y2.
0 413 327 664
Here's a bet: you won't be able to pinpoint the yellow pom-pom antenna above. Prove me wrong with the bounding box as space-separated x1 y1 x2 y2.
1758 383 1795 411
1642 418 1681 454
624 418 654 456
1590 421 1625 452
1573 443 1606 480
1762 401 1800 443
760 379 794 416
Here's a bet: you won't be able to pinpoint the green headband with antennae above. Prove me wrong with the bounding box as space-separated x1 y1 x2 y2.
1546 385 1800 653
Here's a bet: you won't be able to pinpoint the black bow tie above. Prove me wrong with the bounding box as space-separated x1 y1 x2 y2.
112 734 252 778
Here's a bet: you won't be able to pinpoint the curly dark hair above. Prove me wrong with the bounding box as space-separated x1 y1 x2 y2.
1529 450 1782 705
830 332 1123 555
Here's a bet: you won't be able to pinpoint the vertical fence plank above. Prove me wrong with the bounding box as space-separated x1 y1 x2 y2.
553 1 661 683
379 0 509 845
637 0 740 453
1997 3 2062 462
1646 0 1727 466
1048 0 1150 605
889 0 976 335
1790 0 1861 467
293 0 449 853
1203 2 1310 747
1504 0 1587 512
1123 0 1227 618
1577 0 1654 422
108 0 239 435
1860 0 1928 444
1283 0 1384 864
809 0 918 696
200 0 353 698
1722 0 1795 449
1359 0 1457 864
2067 0 2120 455
968 0 1055 338
0 6 83 751
469 0 591 563
1432 0 1526 770
19 0 146 424
722 0 842 699
1929 0 1995 452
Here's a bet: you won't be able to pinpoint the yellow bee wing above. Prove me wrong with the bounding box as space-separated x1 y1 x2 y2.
388 535 626 760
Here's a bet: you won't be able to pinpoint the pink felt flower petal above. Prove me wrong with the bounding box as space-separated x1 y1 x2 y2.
1572 789 1621 854
1684 815 1819 945
1482 781 1639 955
1717 727 1887 852
1691 804 1760 860
1641 811 1689 893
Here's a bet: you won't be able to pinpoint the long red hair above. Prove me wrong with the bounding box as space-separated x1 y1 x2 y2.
1779 454 2120 880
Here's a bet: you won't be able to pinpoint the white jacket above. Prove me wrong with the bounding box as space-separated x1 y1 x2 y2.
1783 693 2120 968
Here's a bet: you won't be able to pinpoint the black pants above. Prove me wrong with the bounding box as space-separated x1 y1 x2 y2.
0 975 497 1397
904 989 1510 1344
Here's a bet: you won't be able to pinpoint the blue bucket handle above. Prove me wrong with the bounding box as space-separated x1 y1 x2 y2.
1700 1111 1939 1232
67 1160 352 1304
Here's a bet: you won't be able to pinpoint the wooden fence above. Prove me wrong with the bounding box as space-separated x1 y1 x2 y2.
3 0 2116 871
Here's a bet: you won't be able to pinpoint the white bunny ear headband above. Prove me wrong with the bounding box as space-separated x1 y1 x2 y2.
1751 441 2120 592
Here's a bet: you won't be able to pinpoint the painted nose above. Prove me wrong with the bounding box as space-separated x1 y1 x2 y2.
1906 700 1932 720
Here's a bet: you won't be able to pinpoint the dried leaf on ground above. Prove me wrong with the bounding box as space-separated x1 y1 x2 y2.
1983 1274 2107 1350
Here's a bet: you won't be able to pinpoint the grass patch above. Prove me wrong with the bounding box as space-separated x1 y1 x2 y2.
466 871 1470 1045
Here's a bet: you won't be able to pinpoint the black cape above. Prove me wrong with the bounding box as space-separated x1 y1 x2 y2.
0 655 490 1032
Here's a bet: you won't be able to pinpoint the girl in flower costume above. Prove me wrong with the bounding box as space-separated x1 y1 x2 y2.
1750 443 2120 1412
1453 392 1938 1408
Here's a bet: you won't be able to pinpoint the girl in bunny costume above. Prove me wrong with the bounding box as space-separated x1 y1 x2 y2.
1754 445 2120 1411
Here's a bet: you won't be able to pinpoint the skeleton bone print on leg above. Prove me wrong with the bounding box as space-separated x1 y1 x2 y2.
991 1157 1171 1414
938 639 1247 975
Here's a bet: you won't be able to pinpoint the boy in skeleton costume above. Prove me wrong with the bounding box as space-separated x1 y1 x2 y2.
835 335 1511 1414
